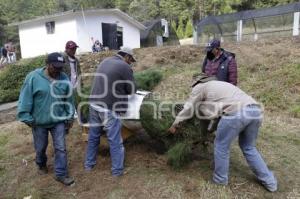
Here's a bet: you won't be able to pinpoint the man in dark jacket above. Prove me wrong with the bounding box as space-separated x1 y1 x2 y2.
202 39 237 85
84 46 136 176
62 40 83 121
0 45 8 66
62 40 81 89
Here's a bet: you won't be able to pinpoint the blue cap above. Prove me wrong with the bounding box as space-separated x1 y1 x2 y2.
46 52 65 68
206 39 221 52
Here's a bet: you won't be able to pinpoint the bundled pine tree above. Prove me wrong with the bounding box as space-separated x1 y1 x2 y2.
140 96 212 169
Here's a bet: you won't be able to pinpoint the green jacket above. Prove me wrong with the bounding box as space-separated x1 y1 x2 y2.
17 67 75 128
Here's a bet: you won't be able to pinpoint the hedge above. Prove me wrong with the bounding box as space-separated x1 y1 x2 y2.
0 55 46 104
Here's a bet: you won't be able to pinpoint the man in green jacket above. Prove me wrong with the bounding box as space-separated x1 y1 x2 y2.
17 52 75 186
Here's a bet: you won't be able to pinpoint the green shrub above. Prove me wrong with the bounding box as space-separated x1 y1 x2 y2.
0 55 46 104
176 17 185 39
0 89 20 103
134 69 163 91
185 18 193 38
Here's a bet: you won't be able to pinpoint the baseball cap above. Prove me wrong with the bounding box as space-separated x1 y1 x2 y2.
118 46 136 62
46 52 65 68
65 40 79 49
191 73 217 87
205 39 221 52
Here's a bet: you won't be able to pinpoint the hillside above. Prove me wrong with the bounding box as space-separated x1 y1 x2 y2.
0 38 299 198
79 37 300 116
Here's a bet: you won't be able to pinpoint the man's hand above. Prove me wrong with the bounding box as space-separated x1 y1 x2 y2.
65 120 74 134
168 126 177 134
25 122 33 128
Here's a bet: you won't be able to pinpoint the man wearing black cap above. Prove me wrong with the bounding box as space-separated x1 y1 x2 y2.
202 39 237 85
17 52 75 186
84 46 136 176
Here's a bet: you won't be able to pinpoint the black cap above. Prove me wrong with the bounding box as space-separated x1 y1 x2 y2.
46 52 65 68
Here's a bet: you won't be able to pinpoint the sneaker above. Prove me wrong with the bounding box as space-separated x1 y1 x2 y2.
37 166 48 175
55 176 75 186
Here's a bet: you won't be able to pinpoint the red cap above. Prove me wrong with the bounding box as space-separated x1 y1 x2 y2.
65 41 78 49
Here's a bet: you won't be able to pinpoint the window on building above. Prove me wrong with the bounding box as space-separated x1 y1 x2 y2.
45 21 55 34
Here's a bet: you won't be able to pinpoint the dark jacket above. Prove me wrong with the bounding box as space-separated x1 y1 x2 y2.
202 49 237 85
1 47 7 57
62 52 82 87
90 55 136 113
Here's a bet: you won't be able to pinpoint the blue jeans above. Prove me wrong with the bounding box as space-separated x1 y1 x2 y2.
32 122 68 177
84 107 124 176
213 106 277 190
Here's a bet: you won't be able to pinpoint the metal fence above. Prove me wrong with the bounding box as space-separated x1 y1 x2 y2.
195 2 300 44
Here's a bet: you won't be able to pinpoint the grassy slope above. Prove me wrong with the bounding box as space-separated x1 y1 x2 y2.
0 38 300 198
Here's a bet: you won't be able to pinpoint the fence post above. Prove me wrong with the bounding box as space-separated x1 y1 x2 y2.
237 20 243 42
193 28 198 45
254 33 258 41
293 12 300 36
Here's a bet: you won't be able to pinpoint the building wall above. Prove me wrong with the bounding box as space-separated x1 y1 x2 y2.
19 14 78 58
18 11 141 58
76 12 141 52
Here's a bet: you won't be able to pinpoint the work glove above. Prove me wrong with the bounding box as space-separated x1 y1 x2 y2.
207 118 220 133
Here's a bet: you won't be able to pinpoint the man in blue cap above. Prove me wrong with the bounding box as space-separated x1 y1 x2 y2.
202 39 237 85
17 52 75 186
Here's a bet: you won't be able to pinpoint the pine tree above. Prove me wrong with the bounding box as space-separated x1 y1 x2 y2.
176 17 185 39
128 0 159 22
185 18 193 38
115 0 132 12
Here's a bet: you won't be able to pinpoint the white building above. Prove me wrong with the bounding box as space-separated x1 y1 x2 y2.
10 9 146 58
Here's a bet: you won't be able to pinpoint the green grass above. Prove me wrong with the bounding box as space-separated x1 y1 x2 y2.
239 63 300 116
0 135 9 160
290 105 300 118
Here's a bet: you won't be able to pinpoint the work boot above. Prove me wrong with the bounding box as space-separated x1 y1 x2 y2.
55 176 75 186
37 166 48 175
84 165 94 172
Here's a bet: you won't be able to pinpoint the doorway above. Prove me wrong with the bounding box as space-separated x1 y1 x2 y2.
117 26 123 49
102 23 124 50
